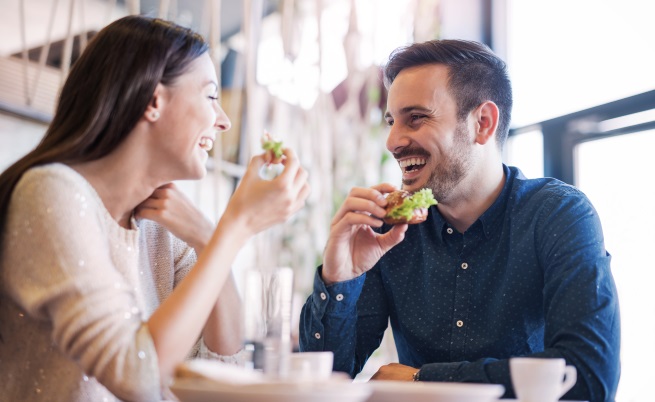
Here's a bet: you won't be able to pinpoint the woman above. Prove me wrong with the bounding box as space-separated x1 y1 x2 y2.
0 15 310 401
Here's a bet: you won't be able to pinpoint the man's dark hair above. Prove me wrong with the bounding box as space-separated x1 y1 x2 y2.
384 39 513 148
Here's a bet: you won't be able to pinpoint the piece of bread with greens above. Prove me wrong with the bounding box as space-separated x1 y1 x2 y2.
383 188 438 225
261 132 285 164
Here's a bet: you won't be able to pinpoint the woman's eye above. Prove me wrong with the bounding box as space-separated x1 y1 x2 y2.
386 119 394 126
208 96 218 101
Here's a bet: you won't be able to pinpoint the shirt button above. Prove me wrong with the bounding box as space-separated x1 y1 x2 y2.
336 294 344 301
446 227 454 234
314 332 321 339
456 320 464 327
320 292 327 300
461 262 468 270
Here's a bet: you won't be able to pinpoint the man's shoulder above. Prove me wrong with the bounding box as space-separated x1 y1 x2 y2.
508 166 587 205
507 167 596 224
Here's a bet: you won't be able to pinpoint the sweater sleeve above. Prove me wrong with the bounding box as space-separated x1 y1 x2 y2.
2 167 162 401
167 225 245 364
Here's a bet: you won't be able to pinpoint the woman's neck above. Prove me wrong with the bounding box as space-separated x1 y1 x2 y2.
70 151 161 229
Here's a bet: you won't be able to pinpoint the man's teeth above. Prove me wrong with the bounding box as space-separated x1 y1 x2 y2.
199 137 214 151
399 157 426 169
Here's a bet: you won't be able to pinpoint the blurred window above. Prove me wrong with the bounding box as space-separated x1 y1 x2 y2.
506 1 655 400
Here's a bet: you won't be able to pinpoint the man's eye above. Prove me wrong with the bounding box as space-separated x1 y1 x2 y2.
386 119 394 126
410 114 424 122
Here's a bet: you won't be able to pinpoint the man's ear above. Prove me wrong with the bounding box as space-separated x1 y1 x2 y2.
473 101 499 145
144 83 165 122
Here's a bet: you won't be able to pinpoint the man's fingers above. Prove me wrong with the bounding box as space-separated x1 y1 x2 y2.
331 197 387 225
370 182 399 195
377 224 408 252
331 211 384 233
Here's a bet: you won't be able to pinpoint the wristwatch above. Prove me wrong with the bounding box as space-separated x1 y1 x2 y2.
412 369 421 381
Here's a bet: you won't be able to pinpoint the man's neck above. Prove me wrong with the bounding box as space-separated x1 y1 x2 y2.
438 162 505 234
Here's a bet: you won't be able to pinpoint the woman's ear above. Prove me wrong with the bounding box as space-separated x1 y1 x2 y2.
144 83 165 122
473 101 500 145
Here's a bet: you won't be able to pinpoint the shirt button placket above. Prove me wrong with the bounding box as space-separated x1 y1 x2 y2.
456 264 468 328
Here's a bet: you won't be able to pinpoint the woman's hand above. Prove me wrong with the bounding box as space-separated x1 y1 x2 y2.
135 183 214 253
223 148 310 237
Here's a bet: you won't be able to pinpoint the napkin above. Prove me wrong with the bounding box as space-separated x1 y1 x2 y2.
175 359 265 385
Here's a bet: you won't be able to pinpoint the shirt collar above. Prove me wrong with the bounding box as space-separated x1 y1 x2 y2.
430 164 516 240
478 164 515 239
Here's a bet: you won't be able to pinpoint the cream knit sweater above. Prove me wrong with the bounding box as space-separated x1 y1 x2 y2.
0 163 235 401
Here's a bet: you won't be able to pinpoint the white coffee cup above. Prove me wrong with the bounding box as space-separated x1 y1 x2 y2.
510 357 577 402
288 351 334 381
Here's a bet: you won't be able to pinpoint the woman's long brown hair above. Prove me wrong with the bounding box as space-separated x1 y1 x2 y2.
0 15 208 264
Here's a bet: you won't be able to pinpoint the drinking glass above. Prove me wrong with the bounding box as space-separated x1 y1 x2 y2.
242 267 294 379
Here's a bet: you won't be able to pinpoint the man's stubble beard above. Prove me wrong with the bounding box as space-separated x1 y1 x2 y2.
423 121 473 203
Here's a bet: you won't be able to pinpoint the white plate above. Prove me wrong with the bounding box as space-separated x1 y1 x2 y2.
171 377 372 402
368 381 505 402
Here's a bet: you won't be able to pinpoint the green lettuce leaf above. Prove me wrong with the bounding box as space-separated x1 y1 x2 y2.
387 188 438 221
262 139 284 159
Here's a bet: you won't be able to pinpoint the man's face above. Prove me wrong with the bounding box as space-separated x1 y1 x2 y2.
384 64 474 203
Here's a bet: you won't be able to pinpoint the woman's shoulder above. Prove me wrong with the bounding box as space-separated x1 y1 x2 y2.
19 163 87 188
11 163 102 216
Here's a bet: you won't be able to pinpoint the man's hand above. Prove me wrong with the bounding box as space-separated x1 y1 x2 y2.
370 363 418 381
321 183 408 285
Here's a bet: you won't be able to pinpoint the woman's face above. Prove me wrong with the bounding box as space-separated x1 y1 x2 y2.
153 52 231 181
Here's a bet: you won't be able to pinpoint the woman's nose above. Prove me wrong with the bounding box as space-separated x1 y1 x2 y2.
214 105 232 132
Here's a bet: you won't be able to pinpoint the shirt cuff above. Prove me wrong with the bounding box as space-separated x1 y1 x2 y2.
417 362 464 382
312 266 366 314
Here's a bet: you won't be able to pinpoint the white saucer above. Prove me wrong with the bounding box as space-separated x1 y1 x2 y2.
171 377 372 402
368 380 505 402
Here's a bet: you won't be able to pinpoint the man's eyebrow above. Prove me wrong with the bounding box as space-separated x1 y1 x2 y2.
384 106 433 119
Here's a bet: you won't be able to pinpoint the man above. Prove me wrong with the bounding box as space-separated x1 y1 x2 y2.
299 39 620 401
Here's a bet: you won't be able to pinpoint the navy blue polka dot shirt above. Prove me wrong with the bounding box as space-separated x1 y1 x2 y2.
300 165 620 402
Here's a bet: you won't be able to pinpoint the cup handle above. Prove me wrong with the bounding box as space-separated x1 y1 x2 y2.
558 365 577 398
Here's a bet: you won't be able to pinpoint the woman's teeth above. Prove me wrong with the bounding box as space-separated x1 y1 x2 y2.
199 137 214 151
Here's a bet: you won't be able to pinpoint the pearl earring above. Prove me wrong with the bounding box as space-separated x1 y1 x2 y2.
150 111 160 120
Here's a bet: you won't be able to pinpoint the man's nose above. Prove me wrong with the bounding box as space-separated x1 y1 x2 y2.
386 124 411 154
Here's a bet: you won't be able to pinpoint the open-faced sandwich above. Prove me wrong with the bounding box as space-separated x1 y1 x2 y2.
383 188 438 225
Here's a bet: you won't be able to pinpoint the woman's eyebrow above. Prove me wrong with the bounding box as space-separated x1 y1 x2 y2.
205 80 219 92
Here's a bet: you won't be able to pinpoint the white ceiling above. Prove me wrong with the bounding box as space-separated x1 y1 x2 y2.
0 0 276 57
0 0 128 56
